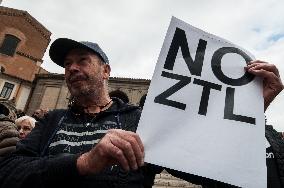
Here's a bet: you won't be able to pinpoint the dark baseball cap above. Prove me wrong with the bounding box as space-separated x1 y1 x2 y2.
49 38 109 67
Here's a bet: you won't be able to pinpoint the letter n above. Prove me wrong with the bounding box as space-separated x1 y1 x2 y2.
164 27 207 76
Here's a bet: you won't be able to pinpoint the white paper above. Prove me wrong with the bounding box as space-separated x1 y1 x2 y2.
137 17 266 188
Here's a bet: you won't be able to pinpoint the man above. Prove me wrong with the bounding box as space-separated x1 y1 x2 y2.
0 38 282 188
32 108 48 121
0 38 145 188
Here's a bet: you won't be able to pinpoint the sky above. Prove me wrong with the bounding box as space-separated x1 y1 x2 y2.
2 0 284 131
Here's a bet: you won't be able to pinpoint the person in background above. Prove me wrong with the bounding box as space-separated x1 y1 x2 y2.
32 108 48 121
265 123 284 188
0 115 19 160
15 109 25 118
0 100 19 160
280 132 284 140
15 116 36 139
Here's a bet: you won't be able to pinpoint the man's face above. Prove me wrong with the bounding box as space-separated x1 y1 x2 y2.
32 109 45 120
64 48 110 99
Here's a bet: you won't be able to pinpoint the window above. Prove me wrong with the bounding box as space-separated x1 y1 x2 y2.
0 82 14 99
0 34 21 56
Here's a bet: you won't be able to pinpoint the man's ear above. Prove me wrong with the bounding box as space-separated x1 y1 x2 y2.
103 64 111 79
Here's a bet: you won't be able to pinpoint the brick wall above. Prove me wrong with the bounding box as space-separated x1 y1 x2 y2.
0 6 51 82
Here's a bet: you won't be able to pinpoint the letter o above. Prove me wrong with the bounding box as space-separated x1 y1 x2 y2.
211 47 254 86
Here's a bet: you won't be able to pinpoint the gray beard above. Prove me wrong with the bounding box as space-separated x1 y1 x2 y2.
69 79 105 105
75 89 100 101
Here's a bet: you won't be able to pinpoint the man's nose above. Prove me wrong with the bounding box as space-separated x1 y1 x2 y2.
68 62 81 73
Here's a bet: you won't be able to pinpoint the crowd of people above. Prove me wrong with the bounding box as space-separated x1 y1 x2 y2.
0 103 48 160
0 37 283 188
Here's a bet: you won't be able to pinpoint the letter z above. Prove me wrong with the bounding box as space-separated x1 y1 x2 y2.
154 71 191 110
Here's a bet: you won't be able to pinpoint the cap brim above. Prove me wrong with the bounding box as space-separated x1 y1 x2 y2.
49 38 91 68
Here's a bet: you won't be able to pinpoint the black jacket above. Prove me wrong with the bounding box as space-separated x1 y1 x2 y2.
0 98 145 188
265 125 284 187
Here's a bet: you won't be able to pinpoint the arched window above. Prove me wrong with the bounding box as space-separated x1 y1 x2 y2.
0 34 21 56
109 90 129 103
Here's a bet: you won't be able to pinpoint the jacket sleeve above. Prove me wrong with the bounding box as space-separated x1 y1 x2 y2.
0 111 81 188
141 163 163 188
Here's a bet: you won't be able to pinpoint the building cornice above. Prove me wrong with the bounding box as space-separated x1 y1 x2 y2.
0 6 51 41
1 72 33 84
35 73 151 84
16 51 43 62
34 73 65 81
109 77 150 85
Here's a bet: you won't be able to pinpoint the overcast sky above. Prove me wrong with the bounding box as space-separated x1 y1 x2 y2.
2 0 284 131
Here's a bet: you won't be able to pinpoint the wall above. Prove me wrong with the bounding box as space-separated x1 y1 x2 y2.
0 73 32 110
0 6 51 110
26 74 150 114
0 6 51 82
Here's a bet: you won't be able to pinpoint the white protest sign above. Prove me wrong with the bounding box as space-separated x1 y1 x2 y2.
137 17 266 188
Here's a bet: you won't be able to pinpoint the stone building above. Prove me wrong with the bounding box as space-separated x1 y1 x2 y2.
26 73 150 114
0 6 51 110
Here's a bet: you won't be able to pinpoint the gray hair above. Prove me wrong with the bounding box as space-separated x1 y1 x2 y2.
15 116 36 128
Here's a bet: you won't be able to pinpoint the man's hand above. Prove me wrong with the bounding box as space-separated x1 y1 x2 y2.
245 60 284 111
76 129 144 175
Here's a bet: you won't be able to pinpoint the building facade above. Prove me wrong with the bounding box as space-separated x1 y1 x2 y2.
0 6 51 110
25 73 150 114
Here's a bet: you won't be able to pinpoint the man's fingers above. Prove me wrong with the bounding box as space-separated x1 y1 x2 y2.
246 61 280 77
122 133 144 167
113 130 144 167
110 130 144 153
108 129 145 170
244 60 284 111
248 60 267 64
109 135 138 170
247 69 278 80
84 129 145 173
132 133 145 166
133 133 144 154
107 140 130 171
